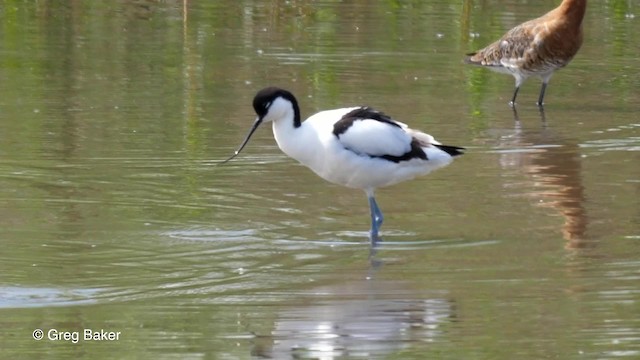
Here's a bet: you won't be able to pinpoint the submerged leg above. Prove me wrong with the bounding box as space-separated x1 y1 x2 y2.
366 190 384 244
538 105 547 127
511 104 520 122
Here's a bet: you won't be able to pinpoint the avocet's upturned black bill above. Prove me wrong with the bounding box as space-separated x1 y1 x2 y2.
221 118 262 164
224 87 465 245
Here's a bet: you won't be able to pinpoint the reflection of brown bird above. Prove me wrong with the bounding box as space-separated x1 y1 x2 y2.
527 143 588 248
499 110 589 249
465 0 587 106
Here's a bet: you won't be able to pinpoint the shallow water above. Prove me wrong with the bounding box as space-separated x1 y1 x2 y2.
1 1 639 359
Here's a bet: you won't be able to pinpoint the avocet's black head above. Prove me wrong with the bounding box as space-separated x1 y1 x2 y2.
252 87 300 125
221 87 301 164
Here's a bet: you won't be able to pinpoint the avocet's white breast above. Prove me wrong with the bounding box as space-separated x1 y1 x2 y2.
272 107 356 168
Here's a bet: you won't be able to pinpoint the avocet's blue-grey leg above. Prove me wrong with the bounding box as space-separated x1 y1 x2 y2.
366 189 383 244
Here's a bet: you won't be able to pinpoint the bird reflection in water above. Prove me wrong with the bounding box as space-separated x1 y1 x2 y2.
250 279 454 359
501 107 590 250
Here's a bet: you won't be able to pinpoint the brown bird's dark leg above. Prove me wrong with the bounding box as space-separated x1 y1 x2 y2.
537 82 548 107
509 86 520 107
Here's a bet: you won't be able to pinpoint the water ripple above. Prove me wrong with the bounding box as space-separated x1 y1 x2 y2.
0 286 101 308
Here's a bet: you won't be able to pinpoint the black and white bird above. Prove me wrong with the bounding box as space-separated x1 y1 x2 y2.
223 87 464 245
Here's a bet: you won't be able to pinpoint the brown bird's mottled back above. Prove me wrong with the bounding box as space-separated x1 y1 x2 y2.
465 0 587 106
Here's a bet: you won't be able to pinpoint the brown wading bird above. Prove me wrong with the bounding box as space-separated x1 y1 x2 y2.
465 0 587 106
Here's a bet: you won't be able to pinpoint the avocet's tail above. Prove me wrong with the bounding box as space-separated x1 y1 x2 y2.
434 144 465 157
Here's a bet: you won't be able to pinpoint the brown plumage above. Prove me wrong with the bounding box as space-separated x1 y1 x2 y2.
465 0 587 106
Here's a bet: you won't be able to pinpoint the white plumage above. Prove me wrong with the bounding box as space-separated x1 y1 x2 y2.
223 87 464 245
337 117 411 157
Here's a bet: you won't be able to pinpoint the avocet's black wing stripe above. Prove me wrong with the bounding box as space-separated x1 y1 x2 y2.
331 107 429 162
333 107 401 137
378 139 428 163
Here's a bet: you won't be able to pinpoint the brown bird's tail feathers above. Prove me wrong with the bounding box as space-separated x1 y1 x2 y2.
463 52 480 65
